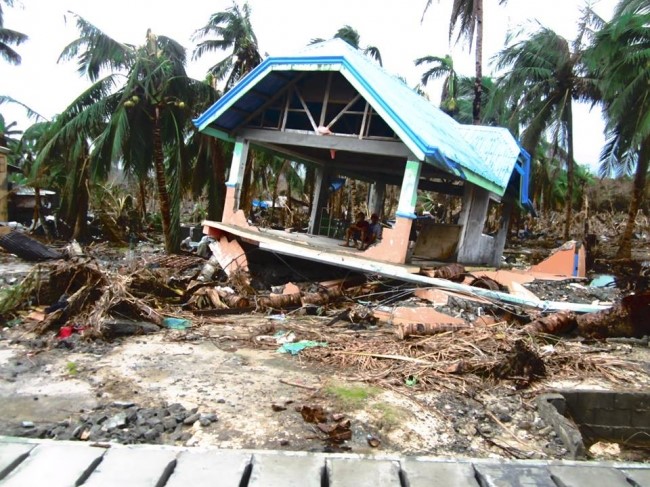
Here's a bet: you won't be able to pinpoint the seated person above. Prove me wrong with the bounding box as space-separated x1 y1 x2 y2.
340 212 369 248
359 213 381 250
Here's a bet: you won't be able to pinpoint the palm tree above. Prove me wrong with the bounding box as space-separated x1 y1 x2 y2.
494 17 598 240
40 14 212 251
415 54 458 115
422 0 507 124
192 1 262 92
0 0 27 65
586 2 650 258
311 25 383 65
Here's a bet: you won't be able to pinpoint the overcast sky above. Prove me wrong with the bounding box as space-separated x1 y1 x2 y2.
2 0 618 169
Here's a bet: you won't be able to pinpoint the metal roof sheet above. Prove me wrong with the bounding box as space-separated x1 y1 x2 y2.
194 38 528 197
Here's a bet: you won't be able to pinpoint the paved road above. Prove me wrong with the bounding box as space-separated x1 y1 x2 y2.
1 437 649 486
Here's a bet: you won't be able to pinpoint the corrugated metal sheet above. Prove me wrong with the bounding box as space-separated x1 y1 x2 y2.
456 125 522 192
194 39 528 197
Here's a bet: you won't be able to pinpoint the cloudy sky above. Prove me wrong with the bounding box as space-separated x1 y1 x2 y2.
2 0 618 169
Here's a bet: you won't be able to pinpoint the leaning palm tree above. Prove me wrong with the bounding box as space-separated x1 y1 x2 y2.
415 54 458 115
494 15 599 240
422 0 508 124
40 13 212 251
192 1 262 92
0 0 27 65
586 2 650 258
311 25 383 65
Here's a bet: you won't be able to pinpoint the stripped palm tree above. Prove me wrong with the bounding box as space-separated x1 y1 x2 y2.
0 0 27 65
311 25 383 65
192 1 263 92
422 0 508 124
493 11 601 240
415 54 458 115
37 14 212 251
586 1 650 258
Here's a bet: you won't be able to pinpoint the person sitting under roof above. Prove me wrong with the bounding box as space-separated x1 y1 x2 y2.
359 213 381 250
340 212 369 249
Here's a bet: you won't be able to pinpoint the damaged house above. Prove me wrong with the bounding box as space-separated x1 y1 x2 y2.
194 39 531 276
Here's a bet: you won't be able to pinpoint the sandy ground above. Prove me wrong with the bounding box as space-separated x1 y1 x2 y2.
1 324 648 461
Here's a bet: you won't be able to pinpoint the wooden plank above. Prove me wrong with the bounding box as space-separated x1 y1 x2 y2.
248 453 324 487
548 465 631 487
327 458 401 487
240 128 414 158
0 443 105 487
82 447 177 487
622 468 650 487
474 464 556 487
401 459 479 487
166 451 252 487
0 442 35 480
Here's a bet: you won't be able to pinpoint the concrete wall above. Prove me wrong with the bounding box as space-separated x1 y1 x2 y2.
562 390 650 447
456 184 511 266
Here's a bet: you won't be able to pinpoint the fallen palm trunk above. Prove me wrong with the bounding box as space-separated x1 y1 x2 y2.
523 311 577 335
0 232 63 261
396 322 471 339
576 292 650 338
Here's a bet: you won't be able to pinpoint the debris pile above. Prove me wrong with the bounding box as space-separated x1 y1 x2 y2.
12 402 217 445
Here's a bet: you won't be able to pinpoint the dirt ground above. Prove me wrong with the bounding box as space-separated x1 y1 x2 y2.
1 232 649 462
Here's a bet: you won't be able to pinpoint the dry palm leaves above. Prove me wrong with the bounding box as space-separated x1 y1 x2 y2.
34 257 165 337
301 321 643 390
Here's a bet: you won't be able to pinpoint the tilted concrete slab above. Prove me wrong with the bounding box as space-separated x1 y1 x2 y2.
82 446 177 487
248 452 325 487
0 442 105 487
0 442 35 481
166 450 252 487
0 437 648 486
548 465 631 486
401 459 480 487
327 458 401 486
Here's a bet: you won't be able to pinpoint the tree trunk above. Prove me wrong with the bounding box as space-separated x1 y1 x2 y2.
72 159 90 241
616 137 650 259
472 0 483 125
210 137 227 221
240 152 254 218
137 178 147 224
563 102 575 241
152 107 178 254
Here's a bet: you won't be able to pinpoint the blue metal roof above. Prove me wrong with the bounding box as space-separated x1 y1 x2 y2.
194 38 529 197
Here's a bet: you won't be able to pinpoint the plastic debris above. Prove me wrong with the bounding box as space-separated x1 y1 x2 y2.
590 275 616 288
162 317 191 330
277 340 327 355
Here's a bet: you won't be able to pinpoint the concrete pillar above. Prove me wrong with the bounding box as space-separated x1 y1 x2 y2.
456 184 491 263
396 160 421 219
491 202 512 267
308 165 330 235
0 146 9 223
371 159 420 263
222 139 249 222
368 182 385 217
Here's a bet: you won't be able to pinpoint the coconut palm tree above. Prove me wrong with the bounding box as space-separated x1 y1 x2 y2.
0 0 27 65
415 54 458 115
494 16 599 240
422 0 508 124
311 25 383 65
586 2 650 258
192 1 263 92
39 13 212 251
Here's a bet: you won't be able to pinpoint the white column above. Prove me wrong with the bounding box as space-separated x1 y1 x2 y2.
396 160 422 219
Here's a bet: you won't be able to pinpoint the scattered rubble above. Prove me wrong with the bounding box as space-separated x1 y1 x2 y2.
0 225 649 461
